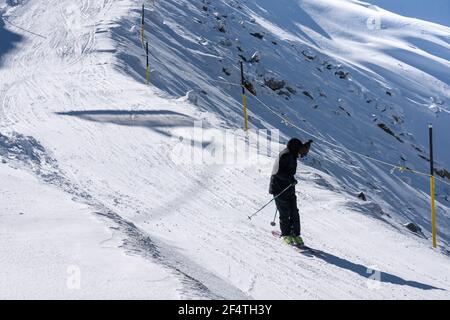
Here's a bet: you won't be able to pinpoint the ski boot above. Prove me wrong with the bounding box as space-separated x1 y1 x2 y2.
291 235 304 246
282 235 294 245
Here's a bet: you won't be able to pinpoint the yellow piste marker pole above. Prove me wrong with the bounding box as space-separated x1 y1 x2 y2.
429 124 437 248
240 61 248 131
242 95 248 131
430 176 437 247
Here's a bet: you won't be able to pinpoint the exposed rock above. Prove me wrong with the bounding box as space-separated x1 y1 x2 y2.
377 123 403 143
277 90 291 98
218 23 226 33
357 192 367 201
335 70 349 79
302 91 314 100
435 168 450 180
264 77 286 91
392 115 403 124
286 86 297 95
339 106 351 116
302 50 316 60
412 145 424 153
250 32 264 39
323 62 334 70
249 51 260 63
219 39 232 47
404 222 423 235
243 81 256 96
222 67 231 76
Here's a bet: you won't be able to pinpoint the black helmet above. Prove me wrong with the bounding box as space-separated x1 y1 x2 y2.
287 138 303 154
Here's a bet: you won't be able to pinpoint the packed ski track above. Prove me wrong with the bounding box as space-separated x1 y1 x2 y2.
1 0 450 299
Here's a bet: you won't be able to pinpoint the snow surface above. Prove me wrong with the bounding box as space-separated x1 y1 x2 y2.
0 0 449 299
0 165 184 299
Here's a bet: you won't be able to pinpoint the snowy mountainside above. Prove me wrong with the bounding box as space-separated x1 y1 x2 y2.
115 0 450 245
0 0 450 299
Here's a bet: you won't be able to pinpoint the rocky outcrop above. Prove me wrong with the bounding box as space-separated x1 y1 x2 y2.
264 77 286 91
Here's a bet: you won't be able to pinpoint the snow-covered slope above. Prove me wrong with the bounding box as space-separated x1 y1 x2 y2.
113 0 450 245
0 0 449 299
0 164 185 299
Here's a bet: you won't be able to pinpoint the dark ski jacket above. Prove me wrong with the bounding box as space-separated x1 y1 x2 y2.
269 147 298 196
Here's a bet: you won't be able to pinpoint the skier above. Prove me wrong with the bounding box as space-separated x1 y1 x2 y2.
269 138 312 246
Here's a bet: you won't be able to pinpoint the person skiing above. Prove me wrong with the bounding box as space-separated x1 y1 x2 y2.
269 138 312 246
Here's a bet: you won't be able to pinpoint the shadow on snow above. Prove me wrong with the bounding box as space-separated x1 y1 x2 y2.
0 16 23 67
56 109 199 138
306 248 444 291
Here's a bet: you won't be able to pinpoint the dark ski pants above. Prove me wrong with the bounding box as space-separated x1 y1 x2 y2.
275 193 300 237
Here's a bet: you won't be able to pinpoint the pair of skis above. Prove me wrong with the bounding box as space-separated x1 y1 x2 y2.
271 230 321 256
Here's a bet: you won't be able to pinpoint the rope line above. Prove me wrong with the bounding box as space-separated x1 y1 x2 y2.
195 75 450 188
207 79 242 87
241 82 450 187
3 17 47 39
138 5 450 189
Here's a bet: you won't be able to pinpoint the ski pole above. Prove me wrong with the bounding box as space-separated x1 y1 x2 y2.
270 208 278 226
248 183 294 221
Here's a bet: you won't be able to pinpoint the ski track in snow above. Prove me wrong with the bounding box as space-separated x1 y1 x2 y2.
0 0 249 300
1 0 450 299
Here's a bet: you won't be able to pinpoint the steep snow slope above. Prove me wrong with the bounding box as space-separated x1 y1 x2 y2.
113 0 450 244
0 0 449 299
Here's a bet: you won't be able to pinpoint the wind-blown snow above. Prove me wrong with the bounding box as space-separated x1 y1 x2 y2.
0 0 449 299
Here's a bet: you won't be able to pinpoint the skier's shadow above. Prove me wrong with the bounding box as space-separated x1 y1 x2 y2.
306 249 444 291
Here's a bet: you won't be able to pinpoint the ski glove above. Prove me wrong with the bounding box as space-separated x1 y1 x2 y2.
300 140 313 158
